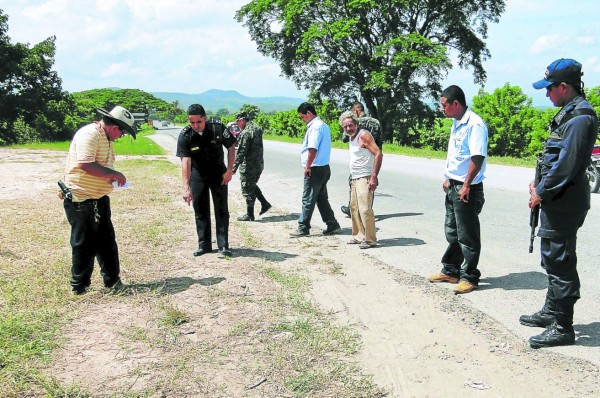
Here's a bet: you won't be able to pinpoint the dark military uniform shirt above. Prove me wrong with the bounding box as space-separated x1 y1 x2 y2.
176 122 237 181
232 121 264 175
359 116 382 149
537 95 598 237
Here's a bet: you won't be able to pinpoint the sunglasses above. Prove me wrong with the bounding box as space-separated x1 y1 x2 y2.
546 83 562 92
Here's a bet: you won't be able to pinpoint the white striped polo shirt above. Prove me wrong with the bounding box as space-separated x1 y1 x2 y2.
64 122 115 202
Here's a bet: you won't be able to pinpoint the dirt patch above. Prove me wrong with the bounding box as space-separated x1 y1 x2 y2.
0 149 65 200
3 148 600 397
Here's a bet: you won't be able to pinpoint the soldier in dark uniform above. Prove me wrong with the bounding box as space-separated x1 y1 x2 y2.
176 104 237 258
341 102 383 216
232 111 271 221
521 59 598 348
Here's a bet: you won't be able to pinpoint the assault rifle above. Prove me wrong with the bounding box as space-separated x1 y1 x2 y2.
529 155 542 253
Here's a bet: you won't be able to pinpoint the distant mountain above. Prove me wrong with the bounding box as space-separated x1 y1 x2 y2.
151 89 306 113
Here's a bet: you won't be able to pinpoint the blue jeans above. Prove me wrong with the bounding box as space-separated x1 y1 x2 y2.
441 181 485 284
297 165 337 232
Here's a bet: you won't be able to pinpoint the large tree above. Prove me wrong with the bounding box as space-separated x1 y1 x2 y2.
471 84 541 157
236 0 505 144
0 9 73 145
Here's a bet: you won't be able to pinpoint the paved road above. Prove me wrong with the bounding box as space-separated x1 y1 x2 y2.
155 129 600 366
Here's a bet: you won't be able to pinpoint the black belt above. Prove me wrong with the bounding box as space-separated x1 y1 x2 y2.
448 179 482 186
66 195 108 204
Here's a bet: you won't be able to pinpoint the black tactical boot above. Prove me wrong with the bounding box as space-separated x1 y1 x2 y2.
519 286 556 328
529 297 576 349
257 192 271 215
529 322 575 348
519 288 557 327
519 310 556 328
237 206 255 221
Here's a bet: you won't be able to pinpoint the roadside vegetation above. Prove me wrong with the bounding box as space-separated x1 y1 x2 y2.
8 125 166 155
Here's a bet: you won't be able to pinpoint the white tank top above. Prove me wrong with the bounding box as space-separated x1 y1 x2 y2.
349 130 374 179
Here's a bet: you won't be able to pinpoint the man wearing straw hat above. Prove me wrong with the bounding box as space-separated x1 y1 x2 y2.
60 106 136 295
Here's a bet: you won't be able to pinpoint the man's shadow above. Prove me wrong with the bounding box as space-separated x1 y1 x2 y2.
257 213 300 223
233 248 298 262
478 271 547 291
117 276 225 296
375 237 425 247
376 212 422 221
574 322 600 347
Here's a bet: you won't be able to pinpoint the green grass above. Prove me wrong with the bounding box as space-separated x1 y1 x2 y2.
1 149 386 397
258 264 386 397
7 125 166 156
159 304 189 327
0 158 178 396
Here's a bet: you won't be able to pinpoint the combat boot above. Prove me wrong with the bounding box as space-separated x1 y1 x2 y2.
520 310 556 328
237 206 255 221
519 288 557 327
257 192 271 215
529 297 576 349
529 322 575 348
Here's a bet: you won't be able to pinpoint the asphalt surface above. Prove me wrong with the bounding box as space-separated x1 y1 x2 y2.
155 128 600 366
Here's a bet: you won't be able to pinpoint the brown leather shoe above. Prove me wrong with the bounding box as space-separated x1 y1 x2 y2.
454 280 477 294
428 273 459 284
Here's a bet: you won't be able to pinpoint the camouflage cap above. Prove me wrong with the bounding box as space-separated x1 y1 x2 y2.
235 111 249 121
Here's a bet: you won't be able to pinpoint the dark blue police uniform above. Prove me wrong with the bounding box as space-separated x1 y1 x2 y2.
521 58 599 348
536 96 598 312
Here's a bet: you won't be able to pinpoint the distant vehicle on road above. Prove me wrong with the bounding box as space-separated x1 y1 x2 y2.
162 121 169 127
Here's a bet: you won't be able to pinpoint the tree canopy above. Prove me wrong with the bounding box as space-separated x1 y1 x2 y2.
236 0 506 144
70 88 180 129
0 9 73 144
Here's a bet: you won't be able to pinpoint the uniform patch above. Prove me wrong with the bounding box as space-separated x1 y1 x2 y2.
191 146 200 151
223 130 231 138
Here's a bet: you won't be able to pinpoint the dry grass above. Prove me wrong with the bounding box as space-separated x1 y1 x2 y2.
0 152 385 397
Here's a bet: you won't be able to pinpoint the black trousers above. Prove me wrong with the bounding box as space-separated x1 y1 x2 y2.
190 175 229 251
63 195 120 290
441 181 485 284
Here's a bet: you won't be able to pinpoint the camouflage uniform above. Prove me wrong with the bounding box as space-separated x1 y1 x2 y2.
233 121 270 219
358 116 382 149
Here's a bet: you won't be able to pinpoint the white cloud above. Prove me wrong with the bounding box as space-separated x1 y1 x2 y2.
100 61 148 79
3 0 598 100
528 35 567 55
576 36 596 46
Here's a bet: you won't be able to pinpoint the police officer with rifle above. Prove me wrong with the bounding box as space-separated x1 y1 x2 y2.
520 59 598 348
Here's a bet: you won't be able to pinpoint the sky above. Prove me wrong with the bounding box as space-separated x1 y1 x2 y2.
1 0 599 106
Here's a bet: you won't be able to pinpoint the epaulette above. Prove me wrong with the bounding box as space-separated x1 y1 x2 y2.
179 125 193 136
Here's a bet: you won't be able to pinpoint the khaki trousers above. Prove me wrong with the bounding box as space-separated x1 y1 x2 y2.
350 177 376 244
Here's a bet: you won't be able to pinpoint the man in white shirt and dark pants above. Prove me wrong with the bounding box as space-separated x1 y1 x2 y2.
290 102 341 237
428 85 489 294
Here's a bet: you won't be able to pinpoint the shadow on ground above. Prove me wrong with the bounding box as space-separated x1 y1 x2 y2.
116 276 225 296
376 237 425 247
574 322 600 347
257 213 300 223
478 271 548 291
233 248 298 262
376 212 423 221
